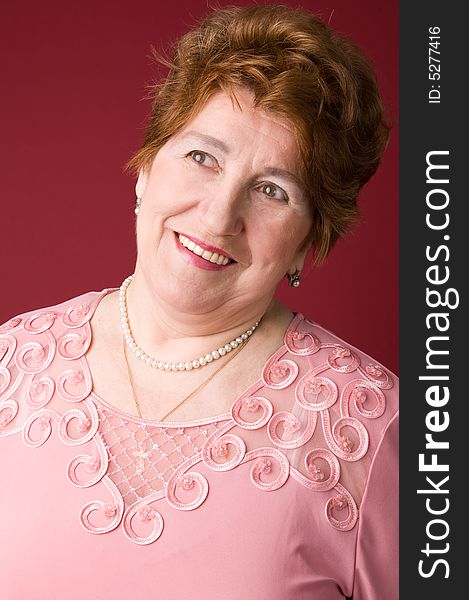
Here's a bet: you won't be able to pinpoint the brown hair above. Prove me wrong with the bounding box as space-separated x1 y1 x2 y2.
126 4 390 264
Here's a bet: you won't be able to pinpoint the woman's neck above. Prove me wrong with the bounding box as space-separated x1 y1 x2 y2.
121 271 285 364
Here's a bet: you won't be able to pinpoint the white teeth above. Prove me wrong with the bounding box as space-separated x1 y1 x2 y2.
177 234 230 265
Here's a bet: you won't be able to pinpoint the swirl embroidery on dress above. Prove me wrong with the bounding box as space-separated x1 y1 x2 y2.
0 299 394 544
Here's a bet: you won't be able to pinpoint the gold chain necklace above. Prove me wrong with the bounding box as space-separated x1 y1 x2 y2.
122 333 252 422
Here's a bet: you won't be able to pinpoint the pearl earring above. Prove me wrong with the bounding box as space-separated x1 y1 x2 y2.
135 197 141 215
287 270 301 287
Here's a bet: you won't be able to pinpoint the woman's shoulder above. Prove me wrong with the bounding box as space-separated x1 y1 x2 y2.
284 312 398 403
232 310 399 533
0 287 113 432
280 313 398 468
0 287 112 334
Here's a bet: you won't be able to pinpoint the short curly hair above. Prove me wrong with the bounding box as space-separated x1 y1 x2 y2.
126 4 390 264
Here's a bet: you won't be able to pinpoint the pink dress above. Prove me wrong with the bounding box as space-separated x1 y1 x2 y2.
0 288 398 599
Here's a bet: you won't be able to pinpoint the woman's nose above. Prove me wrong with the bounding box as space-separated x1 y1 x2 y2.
197 182 245 237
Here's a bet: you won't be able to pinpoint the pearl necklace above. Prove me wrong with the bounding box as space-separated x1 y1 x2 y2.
119 274 260 372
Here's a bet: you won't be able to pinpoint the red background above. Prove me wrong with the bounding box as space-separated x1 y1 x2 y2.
0 0 398 374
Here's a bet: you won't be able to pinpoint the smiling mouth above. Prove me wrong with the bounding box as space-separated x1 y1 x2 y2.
175 232 235 266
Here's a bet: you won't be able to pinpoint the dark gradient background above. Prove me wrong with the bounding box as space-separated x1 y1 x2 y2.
0 0 398 374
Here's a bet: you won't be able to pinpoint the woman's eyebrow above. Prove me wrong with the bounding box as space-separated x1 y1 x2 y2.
262 167 306 192
178 131 231 154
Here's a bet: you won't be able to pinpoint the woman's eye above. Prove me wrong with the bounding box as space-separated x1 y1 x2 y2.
188 150 217 168
258 183 288 202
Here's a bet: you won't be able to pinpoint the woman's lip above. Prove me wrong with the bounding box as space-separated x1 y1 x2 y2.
174 233 234 271
176 231 236 262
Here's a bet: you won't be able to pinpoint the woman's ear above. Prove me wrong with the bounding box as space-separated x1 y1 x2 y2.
135 168 149 199
289 235 313 275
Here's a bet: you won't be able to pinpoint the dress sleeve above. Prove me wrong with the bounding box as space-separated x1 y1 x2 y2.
351 410 399 600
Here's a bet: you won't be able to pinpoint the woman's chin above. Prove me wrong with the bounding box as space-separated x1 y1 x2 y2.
150 268 231 315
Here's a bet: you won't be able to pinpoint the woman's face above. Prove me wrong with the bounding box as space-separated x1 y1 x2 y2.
135 87 313 317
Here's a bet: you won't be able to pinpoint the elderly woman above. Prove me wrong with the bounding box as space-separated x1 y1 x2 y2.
0 4 398 600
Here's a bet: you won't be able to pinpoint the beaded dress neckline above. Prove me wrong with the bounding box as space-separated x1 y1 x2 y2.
86 287 302 429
